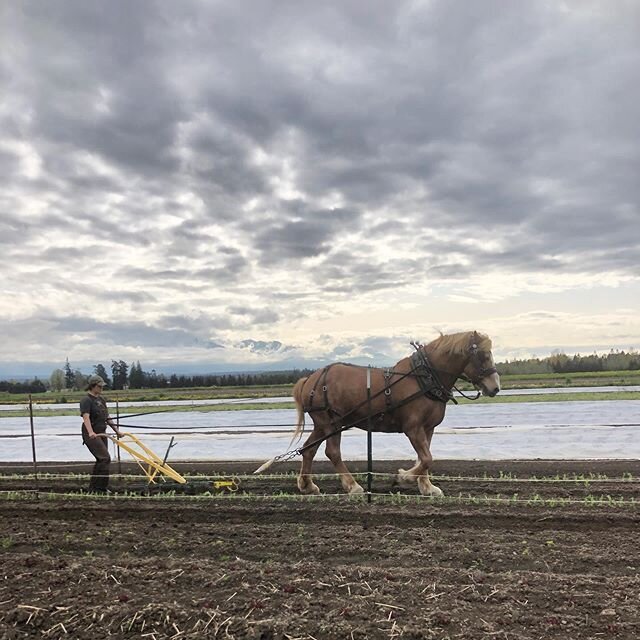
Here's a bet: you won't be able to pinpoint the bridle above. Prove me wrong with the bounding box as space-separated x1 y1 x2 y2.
457 337 498 390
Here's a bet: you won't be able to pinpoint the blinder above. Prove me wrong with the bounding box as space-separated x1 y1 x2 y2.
465 339 498 386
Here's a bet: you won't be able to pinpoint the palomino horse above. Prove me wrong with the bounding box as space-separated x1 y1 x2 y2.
269 331 500 496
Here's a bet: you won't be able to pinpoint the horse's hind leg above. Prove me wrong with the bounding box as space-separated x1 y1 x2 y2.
325 432 364 495
297 425 323 495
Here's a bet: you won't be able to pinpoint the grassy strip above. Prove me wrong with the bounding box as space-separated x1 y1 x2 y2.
0 384 295 406
2 391 640 419
459 390 640 404
0 401 293 419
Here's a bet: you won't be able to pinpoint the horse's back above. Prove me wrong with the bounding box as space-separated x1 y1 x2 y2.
301 363 366 407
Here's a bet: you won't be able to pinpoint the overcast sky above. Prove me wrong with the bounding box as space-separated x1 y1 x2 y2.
1 1 639 376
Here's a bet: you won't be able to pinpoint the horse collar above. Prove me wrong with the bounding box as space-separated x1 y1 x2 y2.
409 349 456 405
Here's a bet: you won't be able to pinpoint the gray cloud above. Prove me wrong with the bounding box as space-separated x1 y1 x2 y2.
228 306 280 326
253 210 361 263
1 1 639 371
49 316 225 350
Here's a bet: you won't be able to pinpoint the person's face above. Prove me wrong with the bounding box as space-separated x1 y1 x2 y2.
92 383 104 395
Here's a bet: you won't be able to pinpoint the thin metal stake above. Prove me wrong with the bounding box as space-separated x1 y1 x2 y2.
157 436 177 486
366 367 372 503
162 436 177 467
28 394 39 500
116 396 122 477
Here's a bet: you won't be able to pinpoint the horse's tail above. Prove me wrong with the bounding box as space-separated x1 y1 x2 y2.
254 376 308 475
289 375 308 447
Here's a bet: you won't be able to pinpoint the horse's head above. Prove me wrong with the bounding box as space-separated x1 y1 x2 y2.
462 331 501 397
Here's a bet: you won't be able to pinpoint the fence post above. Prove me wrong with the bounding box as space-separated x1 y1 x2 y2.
116 396 122 478
366 366 372 503
28 394 39 499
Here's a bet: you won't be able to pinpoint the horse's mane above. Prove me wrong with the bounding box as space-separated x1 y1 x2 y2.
427 331 492 355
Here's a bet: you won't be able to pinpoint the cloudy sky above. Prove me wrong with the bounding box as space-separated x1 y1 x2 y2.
1 1 639 377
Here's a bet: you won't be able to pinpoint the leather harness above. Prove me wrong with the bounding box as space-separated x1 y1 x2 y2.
304 337 497 426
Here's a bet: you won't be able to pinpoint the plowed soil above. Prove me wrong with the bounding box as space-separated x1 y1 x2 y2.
1 459 639 639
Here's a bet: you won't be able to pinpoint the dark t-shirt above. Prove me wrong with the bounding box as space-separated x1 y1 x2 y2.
79 394 109 433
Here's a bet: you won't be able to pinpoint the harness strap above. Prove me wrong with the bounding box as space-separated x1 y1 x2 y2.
307 365 331 412
306 356 451 440
307 364 343 419
383 368 393 411
271 349 485 465
297 384 443 455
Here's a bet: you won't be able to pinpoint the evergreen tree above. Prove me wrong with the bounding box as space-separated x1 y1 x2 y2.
110 360 130 390
94 363 111 387
63 358 75 390
129 361 144 388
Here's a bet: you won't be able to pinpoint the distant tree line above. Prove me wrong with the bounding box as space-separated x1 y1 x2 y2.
124 362 316 389
0 378 47 394
1 349 639 395
497 349 640 375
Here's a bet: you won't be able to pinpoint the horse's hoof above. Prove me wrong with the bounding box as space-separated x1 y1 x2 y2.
348 483 365 495
298 479 321 495
395 468 415 488
420 484 444 498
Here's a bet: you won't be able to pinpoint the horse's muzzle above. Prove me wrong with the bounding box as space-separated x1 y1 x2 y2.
479 374 501 397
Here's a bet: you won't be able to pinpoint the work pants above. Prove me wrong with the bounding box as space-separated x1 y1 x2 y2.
82 429 111 492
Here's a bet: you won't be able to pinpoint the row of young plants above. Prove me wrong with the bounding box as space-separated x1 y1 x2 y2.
2 469 638 482
1 489 638 508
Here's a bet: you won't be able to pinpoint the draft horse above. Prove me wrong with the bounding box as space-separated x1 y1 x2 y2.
262 331 500 496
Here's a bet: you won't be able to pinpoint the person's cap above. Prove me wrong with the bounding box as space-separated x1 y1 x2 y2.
87 374 106 387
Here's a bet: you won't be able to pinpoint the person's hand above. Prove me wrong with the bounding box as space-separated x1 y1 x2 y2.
87 430 97 439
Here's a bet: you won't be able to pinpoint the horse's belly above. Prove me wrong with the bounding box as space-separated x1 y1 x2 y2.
353 416 403 434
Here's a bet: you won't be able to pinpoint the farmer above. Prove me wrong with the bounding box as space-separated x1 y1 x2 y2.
80 374 121 493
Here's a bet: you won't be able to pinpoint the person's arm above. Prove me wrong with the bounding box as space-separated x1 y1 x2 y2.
107 417 121 437
82 413 97 438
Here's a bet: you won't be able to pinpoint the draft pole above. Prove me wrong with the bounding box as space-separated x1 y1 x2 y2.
366 366 372 504
28 394 39 500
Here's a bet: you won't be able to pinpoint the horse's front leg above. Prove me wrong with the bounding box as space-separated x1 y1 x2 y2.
397 428 443 497
325 431 364 495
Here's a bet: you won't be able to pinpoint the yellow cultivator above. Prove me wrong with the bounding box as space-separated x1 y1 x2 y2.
105 432 187 484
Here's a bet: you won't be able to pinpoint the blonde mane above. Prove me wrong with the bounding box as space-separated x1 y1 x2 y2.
427 331 492 355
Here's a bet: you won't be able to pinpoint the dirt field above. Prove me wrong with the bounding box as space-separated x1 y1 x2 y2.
1 459 639 639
